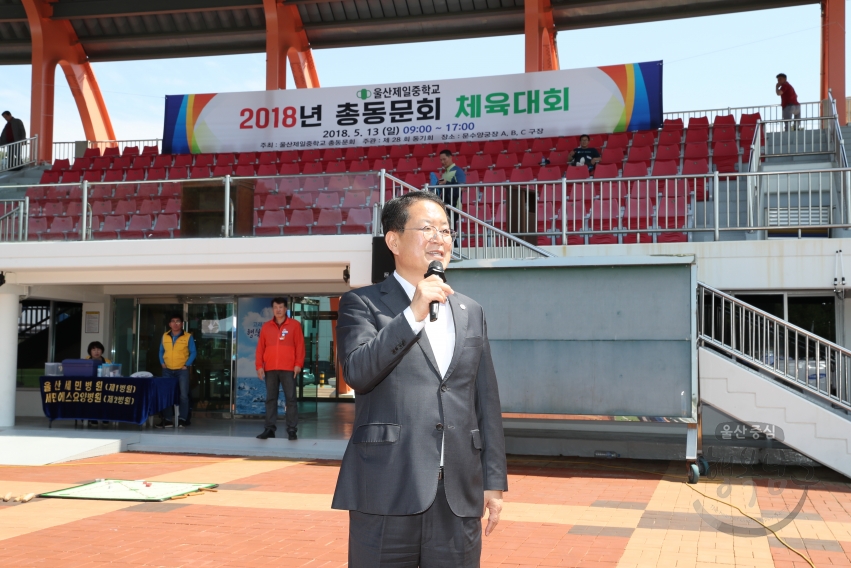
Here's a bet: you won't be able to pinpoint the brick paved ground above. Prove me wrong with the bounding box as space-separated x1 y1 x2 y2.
0 453 849 567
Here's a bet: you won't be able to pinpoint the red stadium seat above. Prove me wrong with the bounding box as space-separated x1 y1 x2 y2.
147 167 167 180
594 179 629 201
662 118 684 131
389 145 411 159
587 134 607 149
60 171 83 183
369 158 391 172
321 148 343 162
483 141 505 155
256 164 277 177
314 209 343 235
163 198 181 214
623 197 654 232
740 113 761 127
657 198 688 232
342 208 372 234
531 138 554 153
68 158 92 172
556 136 579 151
547 151 570 167
193 154 214 167
494 153 519 169
102 147 120 158
102 170 125 184
151 155 172 168
27 217 48 240
258 152 277 165
122 146 140 157
46 216 75 239
631 131 657 147
411 144 433 158
682 159 709 200
652 160 678 177
39 171 60 185
139 199 164 215
255 210 287 236
457 142 480 156
347 160 369 173
93 215 127 239
216 153 235 166
453 155 468 169
469 154 493 172
235 164 256 177
92 157 113 170
150 214 180 238
212 165 233 177
301 149 321 162
684 143 709 160
344 147 367 162
623 162 648 178
142 145 158 155
82 147 101 159
626 146 652 168
301 162 322 176
91 200 113 216
325 161 347 175
420 156 441 172
688 116 709 129
49 159 70 172
520 152 545 168
712 141 739 173
404 173 426 187
167 166 189 180
342 191 368 209
261 194 287 211
714 114 736 128
654 144 680 162
237 152 258 165
278 163 300 176
593 163 619 179
170 154 191 168
482 169 507 184
565 166 590 180
121 214 153 239
601 148 624 165
395 157 418 173
606 133 630 149
114 200 137 216
279 150 299 163
366 146 388 160
510 168 534 183
536 166 562 181
315 192 341 209
506 140 530 153
40 201 65 217
111 156 131 170
285 209 315 235
713 125 737 141
685 128 709 143
190 166 211 179
589 199 620 231
82 170 103 183
289 193 314 209
658 130 682 146
132 155 153 169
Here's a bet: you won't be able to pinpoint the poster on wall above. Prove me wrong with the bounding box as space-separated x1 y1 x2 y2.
162 61 663 154
235 297 284 416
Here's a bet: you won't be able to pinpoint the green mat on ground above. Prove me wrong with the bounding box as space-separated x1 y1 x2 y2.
39 479 218 502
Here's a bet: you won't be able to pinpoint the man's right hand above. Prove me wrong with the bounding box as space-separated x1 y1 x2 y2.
410 275 454 322
257 368 265 380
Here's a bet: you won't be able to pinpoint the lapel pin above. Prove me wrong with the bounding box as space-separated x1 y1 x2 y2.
460 304 466 310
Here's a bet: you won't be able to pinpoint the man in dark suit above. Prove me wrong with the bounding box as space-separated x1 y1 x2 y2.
333 190 507 567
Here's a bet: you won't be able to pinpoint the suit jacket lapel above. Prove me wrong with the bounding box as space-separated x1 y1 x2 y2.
380 275 442 379
443 294 468 382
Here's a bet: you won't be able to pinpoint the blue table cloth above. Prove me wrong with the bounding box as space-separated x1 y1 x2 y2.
39 376 178 425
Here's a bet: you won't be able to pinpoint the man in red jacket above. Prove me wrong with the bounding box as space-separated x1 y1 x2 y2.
255 297 305 440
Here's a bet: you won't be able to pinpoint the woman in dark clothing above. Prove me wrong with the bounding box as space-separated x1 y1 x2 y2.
86 341 110 426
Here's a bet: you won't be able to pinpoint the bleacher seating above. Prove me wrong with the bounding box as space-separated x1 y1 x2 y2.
29 113 760 242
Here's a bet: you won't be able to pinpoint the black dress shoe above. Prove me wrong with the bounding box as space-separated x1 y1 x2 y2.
287 430 298 441
257 429 275 440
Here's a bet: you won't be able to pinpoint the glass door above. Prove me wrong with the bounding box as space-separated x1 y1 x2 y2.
186 303 235 414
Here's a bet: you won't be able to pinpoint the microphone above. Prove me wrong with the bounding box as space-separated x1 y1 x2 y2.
424 260 446 322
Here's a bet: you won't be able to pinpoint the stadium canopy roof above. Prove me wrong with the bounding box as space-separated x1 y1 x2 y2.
0 0 813 64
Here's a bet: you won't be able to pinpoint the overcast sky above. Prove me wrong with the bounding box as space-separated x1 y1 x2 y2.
0 4 833 143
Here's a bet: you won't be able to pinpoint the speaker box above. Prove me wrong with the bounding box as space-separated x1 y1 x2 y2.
372 236 395 283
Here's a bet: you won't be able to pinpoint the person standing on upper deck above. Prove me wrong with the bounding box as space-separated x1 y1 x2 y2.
776 73 800 131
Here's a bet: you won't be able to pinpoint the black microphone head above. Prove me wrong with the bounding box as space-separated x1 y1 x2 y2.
425 260 446 282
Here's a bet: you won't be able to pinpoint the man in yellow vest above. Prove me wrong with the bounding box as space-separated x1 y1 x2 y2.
155 313 196 428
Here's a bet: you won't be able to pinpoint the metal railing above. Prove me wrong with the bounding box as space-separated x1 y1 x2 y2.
53 139 162 164
381 172 554 260
0 198 28 242
0 136 38 173
8 166 851 246
664 101 826 127
829 90 848 168
698 282 851 411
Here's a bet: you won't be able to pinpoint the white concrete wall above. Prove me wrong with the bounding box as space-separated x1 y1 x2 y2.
15 389 43 417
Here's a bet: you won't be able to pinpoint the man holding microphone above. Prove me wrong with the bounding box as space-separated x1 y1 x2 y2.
333 191 507 567
255 297 305 440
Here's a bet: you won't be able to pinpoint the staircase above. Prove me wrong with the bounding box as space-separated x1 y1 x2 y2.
697 284 851 478
0 164 48 200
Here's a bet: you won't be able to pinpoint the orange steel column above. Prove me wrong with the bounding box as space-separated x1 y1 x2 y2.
821 0 846 125
22 0 115 162
264 0 319 89
525 0 559 73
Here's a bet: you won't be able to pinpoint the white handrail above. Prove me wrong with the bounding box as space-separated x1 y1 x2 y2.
0 136 38 173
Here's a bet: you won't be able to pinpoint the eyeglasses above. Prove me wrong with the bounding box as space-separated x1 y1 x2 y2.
399 225 457 242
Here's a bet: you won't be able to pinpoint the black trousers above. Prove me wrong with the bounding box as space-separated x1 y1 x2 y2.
348 479 482 568
264 370 298 432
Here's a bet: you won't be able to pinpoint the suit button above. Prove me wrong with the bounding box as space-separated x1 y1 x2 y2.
440 385 448 392
436 423 444 431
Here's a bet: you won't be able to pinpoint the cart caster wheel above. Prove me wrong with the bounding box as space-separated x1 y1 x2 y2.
688 463 700 484
697 456 710 475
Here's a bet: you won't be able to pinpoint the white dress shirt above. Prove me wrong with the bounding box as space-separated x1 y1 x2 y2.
394 271 455 466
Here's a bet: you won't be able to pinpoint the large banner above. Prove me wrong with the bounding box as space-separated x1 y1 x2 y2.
162 62 662 154
235 297 283 416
